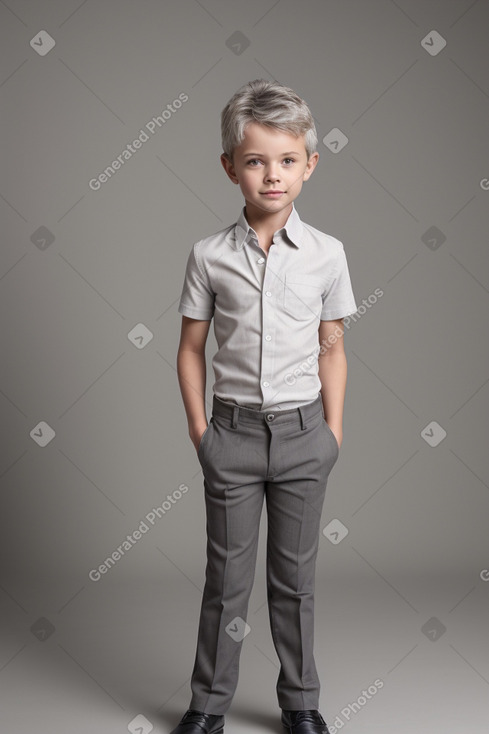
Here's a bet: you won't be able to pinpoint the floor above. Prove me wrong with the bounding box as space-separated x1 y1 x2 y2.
1 568 487 733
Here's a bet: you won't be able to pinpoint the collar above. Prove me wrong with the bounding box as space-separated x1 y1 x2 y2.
232 202 303 251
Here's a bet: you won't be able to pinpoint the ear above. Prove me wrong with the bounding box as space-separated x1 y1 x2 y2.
303 151 319 181
220 153 239 184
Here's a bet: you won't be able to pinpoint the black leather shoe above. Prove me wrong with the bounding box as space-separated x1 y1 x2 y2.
281 709 330 734
169 708 224 734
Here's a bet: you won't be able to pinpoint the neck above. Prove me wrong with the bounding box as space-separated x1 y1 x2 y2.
244 201 293 237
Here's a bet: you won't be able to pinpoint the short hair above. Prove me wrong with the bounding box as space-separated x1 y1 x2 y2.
221 79 317 163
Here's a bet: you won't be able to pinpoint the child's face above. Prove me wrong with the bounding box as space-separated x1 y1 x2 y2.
221 122 319 216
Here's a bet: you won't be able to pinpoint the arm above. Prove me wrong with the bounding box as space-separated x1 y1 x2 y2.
317 318 347 449
177 315 212 453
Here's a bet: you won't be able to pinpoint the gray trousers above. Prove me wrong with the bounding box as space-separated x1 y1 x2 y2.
189 392 340 715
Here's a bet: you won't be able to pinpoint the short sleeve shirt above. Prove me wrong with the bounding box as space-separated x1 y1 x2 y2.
177 203 357 411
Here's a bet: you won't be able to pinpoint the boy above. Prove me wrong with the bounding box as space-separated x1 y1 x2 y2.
173 79 357 734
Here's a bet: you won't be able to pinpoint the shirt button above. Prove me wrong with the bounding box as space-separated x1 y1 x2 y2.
265 334 272 341
257 257 265 264
266 413 275 421
262 381 270 387
265 291 272 297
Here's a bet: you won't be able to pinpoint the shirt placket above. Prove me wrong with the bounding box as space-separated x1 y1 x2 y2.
259 237 281 410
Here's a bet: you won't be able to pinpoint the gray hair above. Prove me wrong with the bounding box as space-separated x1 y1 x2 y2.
221 79 317 163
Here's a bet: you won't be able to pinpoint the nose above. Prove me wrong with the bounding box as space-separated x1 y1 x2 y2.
264 167 280 182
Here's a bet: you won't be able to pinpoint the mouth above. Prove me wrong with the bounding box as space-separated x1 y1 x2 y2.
261 191 285 197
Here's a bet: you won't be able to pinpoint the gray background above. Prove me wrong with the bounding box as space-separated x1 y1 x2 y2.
1 1 488 732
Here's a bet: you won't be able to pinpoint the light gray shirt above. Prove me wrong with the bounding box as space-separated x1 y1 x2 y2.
177 203 357 411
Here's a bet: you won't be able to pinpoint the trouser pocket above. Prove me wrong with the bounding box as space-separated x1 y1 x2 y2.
197 417 214 464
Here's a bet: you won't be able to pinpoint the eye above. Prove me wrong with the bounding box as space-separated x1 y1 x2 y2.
247 159 261 166
283 158 295 165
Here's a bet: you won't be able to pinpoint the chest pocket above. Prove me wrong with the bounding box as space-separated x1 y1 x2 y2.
283 273 325 320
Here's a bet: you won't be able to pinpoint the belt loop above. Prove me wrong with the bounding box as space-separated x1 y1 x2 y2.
231 405 239 429
298 404 307 430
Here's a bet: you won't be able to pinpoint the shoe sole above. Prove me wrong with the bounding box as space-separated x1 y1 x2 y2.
281 722 328 734
171 721 223 734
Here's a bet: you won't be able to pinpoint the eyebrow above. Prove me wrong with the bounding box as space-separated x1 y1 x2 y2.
243 151 301 157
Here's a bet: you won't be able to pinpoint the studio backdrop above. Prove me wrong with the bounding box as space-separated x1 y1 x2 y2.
1 1 488 733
